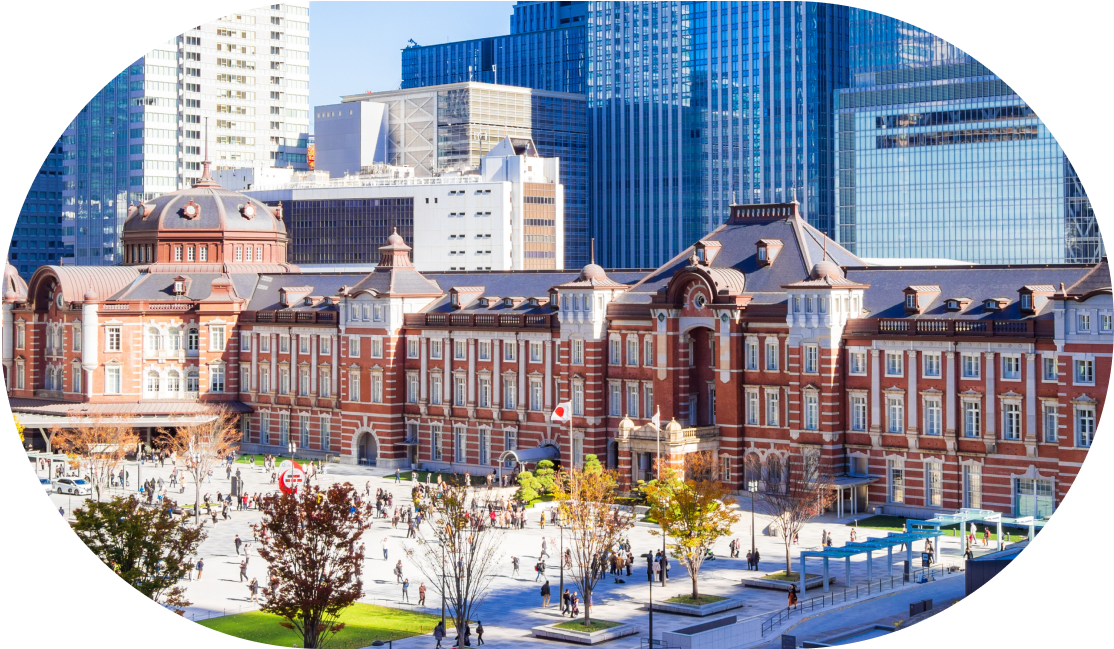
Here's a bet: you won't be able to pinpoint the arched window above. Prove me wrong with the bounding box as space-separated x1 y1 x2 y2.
186 371 199 393
168 328 181 351
147 327 162 353
146 370 160 395
766 455 783 493
744 452 761 484
187 327 199 352
167 370 181 393
45 367 55 391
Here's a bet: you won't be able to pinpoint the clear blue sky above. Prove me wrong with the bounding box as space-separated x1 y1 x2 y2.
309 1 515 127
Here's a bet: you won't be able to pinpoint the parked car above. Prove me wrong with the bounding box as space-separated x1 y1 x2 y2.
55 478 91 495
39 478 52 494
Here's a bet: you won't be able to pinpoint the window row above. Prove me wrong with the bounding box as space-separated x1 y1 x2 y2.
243 333 332 355
254 364 333 398
256 411 332 451
607 381 655 419
608 335 656 367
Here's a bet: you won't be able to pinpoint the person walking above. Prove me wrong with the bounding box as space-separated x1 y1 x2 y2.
562 588 571 615
433 621 445 649
418 582 427 606
746 550 754 570
239 560 248 582
535 560 545 582
196 558 205 581
382 538 389 561
248 577 259 603
401 578 410 602
395 467 402 484
235 535 242 555
788 583 799 609
476 621 485 646
511 556 520 577
753 549 760 570
540 580 551 608
395 560 404 584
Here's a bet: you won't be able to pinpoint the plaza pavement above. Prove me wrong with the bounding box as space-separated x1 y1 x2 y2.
36 458 974 648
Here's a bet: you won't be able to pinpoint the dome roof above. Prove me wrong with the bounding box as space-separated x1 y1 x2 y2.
810 259 843 280
664 418 684 433
122 184 285 236
579 263 607 282
83 288 99 301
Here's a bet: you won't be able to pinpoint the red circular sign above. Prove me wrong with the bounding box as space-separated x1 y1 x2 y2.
278 461 305 495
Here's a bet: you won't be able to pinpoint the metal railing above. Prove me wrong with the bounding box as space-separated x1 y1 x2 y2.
845 318 1049 338
407 312 555 329
759 563 957 637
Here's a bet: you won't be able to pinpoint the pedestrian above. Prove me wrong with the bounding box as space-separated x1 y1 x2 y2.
983 527 990 547
196 558 205 580
562 588 571 615
746 550 754 570
541 580 551 607
235 535 242 555
571 591 579 617
535 560 545 582
754 549 761 569
511 556 520 577
382 537 389 560
788 583 798 609
395 560 404 583
434 621 445 649
401 578 410 602
475 620 484 646
395 467 401 484
249 577 259 603
240 560 248 582
418 582 427 606
58 506 64 517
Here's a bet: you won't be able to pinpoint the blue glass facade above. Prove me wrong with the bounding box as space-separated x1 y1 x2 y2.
10 138 66 278
836 9 1101 264
511 1 588 34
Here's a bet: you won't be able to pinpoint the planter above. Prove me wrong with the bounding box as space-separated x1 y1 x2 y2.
532 621 640 645
740 573 835 591
662 615 748 649
648 596 744 617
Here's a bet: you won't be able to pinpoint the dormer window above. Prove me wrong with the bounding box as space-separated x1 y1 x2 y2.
756 239 783 267
504 298 513 307
905 294 917 310
985 298 1008 311
1020 294 1031 311
904 285 941 314
758 247 767 261
1018 285 1052 314
174 281 184 295
304 297 313 306
946 300 959 311
528 298 539 307
478 298 488 307
451 293 459 307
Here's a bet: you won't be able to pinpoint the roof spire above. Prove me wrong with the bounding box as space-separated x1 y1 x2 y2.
590 238 595 265
193 116 220 188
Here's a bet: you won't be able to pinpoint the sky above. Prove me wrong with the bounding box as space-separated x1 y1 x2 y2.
309 0 515 124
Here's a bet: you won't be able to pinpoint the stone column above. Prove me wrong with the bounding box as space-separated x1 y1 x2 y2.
467 338 476 405
544 340 553 410
270 334 277 395
1025 353 1037 438
984 352 996 441
419 336 428 402
444 337 452 408
870 349 882 433
907 350 918 434
331 335 339 397
945 352 956 435
492 340 501 409
250 332 258 393
311 334 318 395
518 338 526 411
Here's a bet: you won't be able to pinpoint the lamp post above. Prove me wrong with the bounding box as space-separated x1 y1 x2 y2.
289 441 297 463
191 446 202 525
440 542 446 629
748 480 759 559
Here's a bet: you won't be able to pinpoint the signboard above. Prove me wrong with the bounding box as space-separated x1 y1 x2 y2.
278 460 305 495
780 635 796 649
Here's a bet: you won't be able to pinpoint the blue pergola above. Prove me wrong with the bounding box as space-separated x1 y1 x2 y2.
798 529 942 595
908 508 1006 552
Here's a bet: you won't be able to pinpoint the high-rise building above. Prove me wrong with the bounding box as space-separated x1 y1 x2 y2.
11 139 66 278
402 2 849 269
338 82 589 268
60 2 311 267
835 9 1101 264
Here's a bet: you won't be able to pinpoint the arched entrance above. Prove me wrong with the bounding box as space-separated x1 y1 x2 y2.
356 431 378 466
685 325 717 427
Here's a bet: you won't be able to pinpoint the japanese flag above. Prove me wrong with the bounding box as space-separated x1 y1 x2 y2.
551 401 573 423
651 407 661 430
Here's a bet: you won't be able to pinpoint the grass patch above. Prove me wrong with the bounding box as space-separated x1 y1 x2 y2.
847 515 1029 542
615 496 645 507
640 514 658 524
554 619 622 632
760 571 821 582
666 594 726 605
235 454 293 467
197 603 440 648
400 470 492 487
527 494 556 507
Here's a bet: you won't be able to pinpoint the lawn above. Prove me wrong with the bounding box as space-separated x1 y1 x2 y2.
554 619 622 632
847 515 1030 542
235 454 293 466
760 571 821 582
666 594 726 605
528 494 557 507
197 603 440 649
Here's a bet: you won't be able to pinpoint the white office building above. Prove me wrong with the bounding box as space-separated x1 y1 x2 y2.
61 2 311 266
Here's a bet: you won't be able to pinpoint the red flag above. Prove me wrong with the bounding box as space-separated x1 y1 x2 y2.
551 401 572 423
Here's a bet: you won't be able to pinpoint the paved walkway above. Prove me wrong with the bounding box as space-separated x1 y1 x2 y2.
37 459 971 648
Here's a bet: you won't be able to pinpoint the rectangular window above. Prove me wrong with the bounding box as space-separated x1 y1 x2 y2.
105 366 121 394
210 365 225 392
1075 359 1095 384
259 368 271 394
627 338 638 366
1078 312 1091 332
299 335 310 354
1103 314 1113 332
609 339 621 364
803 344 818 373
964 401 981 437
924 398 942 436
530 342 543 363
73 365 82 393
609 383 621 416
319 369 331 398
964 465 982 509
347 371 358 401
644 384 654 418
478 341 491 361
240 334 251 352
962 354 980 379
530 380 542 411
745 338 759 370
1043 356 1057 381
479 377 491 408
645 338 654 366
887 396 904 433
765 391 780 427
572 339 584 364
372 374 383 403
923 353 941 378
885 352 903 377
721 456 731 481
851 395 867 431
432 424 442 461
454 340 467 360
320 416 330 450
1076 406 1096 447
320 337 331 355
371 338 383 358
407 374 419 403
479 428 489 465
280 335 289 353
926 463 943 507
73 326 81 352
572 382 584 416
849 351 867 375
804 392 818 430
298 367 310 396
1043 403 1058 443
503 342 515 361
454 376 465 406
850 456 868 477
260 414 270 445
430 374 441 405
106 326 122 352
1003 402 1022 440
504 382 516 409
260 335 270 353
627 384 640 418
888 459 904 503
430 339 442 359
348 336 360 358
279 368 290 395
299 413 310 448
1002 355 1021 380
408 338 419 359
765 340 779 371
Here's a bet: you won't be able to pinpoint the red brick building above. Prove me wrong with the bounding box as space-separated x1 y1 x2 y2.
4 173 1108 520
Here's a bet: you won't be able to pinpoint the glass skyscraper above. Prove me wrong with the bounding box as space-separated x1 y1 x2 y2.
10 139 66 278
836 8 1101 264
60 3 311 267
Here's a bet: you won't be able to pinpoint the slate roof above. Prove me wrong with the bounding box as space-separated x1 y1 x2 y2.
123 186 285 235
421 270 646 313
246 274 366 311
1065 261 1112 297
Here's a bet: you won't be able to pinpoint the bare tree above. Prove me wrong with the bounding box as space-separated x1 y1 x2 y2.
751 453 835 577
254 482 373 649
553 467 634 627
156 408 241 525
53 413 139 502
406 485 505 648
643 452 741 600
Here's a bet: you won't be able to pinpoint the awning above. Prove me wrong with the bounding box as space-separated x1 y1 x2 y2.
500 444 559 465
16 413 221 428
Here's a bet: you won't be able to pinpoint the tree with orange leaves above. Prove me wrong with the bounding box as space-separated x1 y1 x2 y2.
156 408 242 525
53 413 140 502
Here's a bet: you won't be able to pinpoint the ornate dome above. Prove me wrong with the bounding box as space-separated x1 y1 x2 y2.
810 259 843 280
579 263 608 282
122 186 284 235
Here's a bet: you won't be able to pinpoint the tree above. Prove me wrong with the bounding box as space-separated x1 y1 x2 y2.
553 467 634 627
71 495 205 612
535 459 557 494
643 452 741 599
53 413 140 502
583 454 603 475
750 453 835 577
14 414 24 446
156 408 241 525
516 470 541 503
254 482 373 649
407 485 505 648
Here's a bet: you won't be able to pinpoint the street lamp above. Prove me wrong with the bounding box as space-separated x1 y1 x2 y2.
190 444 202 525
748 480 759 560
288 441 297 463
